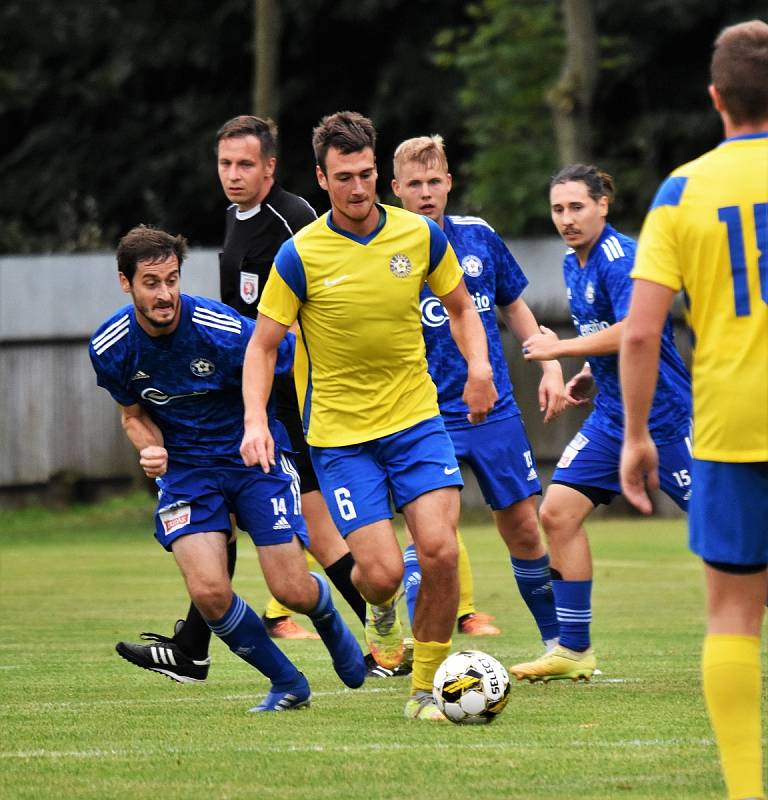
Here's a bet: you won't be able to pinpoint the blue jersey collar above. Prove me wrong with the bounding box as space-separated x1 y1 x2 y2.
325 204 387 244
720 131 768 144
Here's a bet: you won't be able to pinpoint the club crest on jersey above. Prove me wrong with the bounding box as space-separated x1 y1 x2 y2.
585 281 595 304
389 253 412 278
190 357 215 377
461 254 483 277
240 271 258 304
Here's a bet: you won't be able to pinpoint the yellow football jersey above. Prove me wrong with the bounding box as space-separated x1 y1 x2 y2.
633 133 768 462
258 204 464 447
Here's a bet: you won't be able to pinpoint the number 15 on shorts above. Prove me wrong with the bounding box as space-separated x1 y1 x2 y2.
334 487 358 521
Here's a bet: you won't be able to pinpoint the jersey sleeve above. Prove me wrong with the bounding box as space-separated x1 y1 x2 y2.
425 219 463 297
492 233 529 306
600 244 635 320
257 239 304 325
632 176 686 292
88 346 138 407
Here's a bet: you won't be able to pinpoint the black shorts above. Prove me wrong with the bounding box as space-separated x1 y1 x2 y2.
274 373 319 494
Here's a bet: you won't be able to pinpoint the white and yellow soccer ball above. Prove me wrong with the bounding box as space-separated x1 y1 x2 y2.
432 650 510 725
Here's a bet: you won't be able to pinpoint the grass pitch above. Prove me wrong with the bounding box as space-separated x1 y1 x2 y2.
0 493 756 799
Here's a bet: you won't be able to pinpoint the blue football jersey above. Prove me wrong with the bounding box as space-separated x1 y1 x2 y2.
562 224 691 442
419 215 527 429
89 294 293 465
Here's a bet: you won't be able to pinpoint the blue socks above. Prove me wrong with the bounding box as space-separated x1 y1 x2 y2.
551 579 592 651
402 544 421 626
511 555 559 643
307 572 365 688
207 593 300 691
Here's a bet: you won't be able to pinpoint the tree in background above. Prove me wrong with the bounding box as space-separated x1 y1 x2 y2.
1 0 762 252
438 0 765 236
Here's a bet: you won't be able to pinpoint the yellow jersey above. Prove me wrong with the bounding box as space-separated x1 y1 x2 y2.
258 204 464 447
633 133 768 461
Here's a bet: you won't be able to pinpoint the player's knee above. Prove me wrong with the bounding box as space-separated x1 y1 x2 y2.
363 562 403 600
418 534 459 574
271 578 314 614
538 502 574 543
189 579 231 621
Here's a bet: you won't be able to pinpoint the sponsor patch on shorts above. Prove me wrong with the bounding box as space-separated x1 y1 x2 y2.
557 433 590 469
159 503 192 535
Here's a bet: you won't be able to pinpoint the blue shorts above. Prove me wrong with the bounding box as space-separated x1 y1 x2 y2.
552 420 692 510
448 415 541 510
310 415 463 536
153 454 309 551
689 460 768 565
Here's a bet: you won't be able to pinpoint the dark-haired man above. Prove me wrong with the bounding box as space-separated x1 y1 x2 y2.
90 225 365 712
511 164 692 683
116 117 376 681
240 111 497 720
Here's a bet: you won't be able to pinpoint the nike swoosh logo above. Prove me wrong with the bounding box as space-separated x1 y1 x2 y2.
323 275 351 287
444 466 460 475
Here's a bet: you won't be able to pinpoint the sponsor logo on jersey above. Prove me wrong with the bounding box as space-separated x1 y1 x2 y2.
389 253 413 278
140 387 209 406
323 274 351 287
443 466 461 475
273 516 292 531
526 467 538 481
574 316 611 336
130 370 150 381
585 281 595 304
190 358 215 377
421 294 490 328
461 254 483 277
421 296 448 327
158 502 191 535
240 271 258 304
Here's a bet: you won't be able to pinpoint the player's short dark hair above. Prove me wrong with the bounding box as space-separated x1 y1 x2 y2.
711 20 768 125
215 115 278 160
117 225 188 283
312 111 376 174
550 164 615 203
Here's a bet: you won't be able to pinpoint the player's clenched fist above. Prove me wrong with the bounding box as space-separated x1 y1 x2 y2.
139 445 168 478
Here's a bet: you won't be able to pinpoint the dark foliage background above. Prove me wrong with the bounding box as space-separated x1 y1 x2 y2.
0 0 763 252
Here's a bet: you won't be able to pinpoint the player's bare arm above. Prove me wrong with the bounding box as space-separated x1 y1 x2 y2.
240 314 290 472
120 403 167 478
439 281 497 423
523 319 625 361
500 298 566 423
619 279 676 515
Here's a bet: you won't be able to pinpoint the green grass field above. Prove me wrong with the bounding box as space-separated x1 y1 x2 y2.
0 493 749 799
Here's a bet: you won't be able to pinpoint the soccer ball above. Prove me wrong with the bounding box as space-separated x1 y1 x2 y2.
432 650 510 725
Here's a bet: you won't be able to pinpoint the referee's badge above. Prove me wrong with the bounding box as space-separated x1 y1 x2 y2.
240 271 258 304
389 253 413 278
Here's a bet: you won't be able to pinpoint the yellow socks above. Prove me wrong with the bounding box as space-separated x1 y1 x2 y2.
410 639 452 693
702 634 764 800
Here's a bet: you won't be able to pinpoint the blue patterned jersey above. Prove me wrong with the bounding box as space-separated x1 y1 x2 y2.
419 215 527 429
563 223 691 442
89 294 293 465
